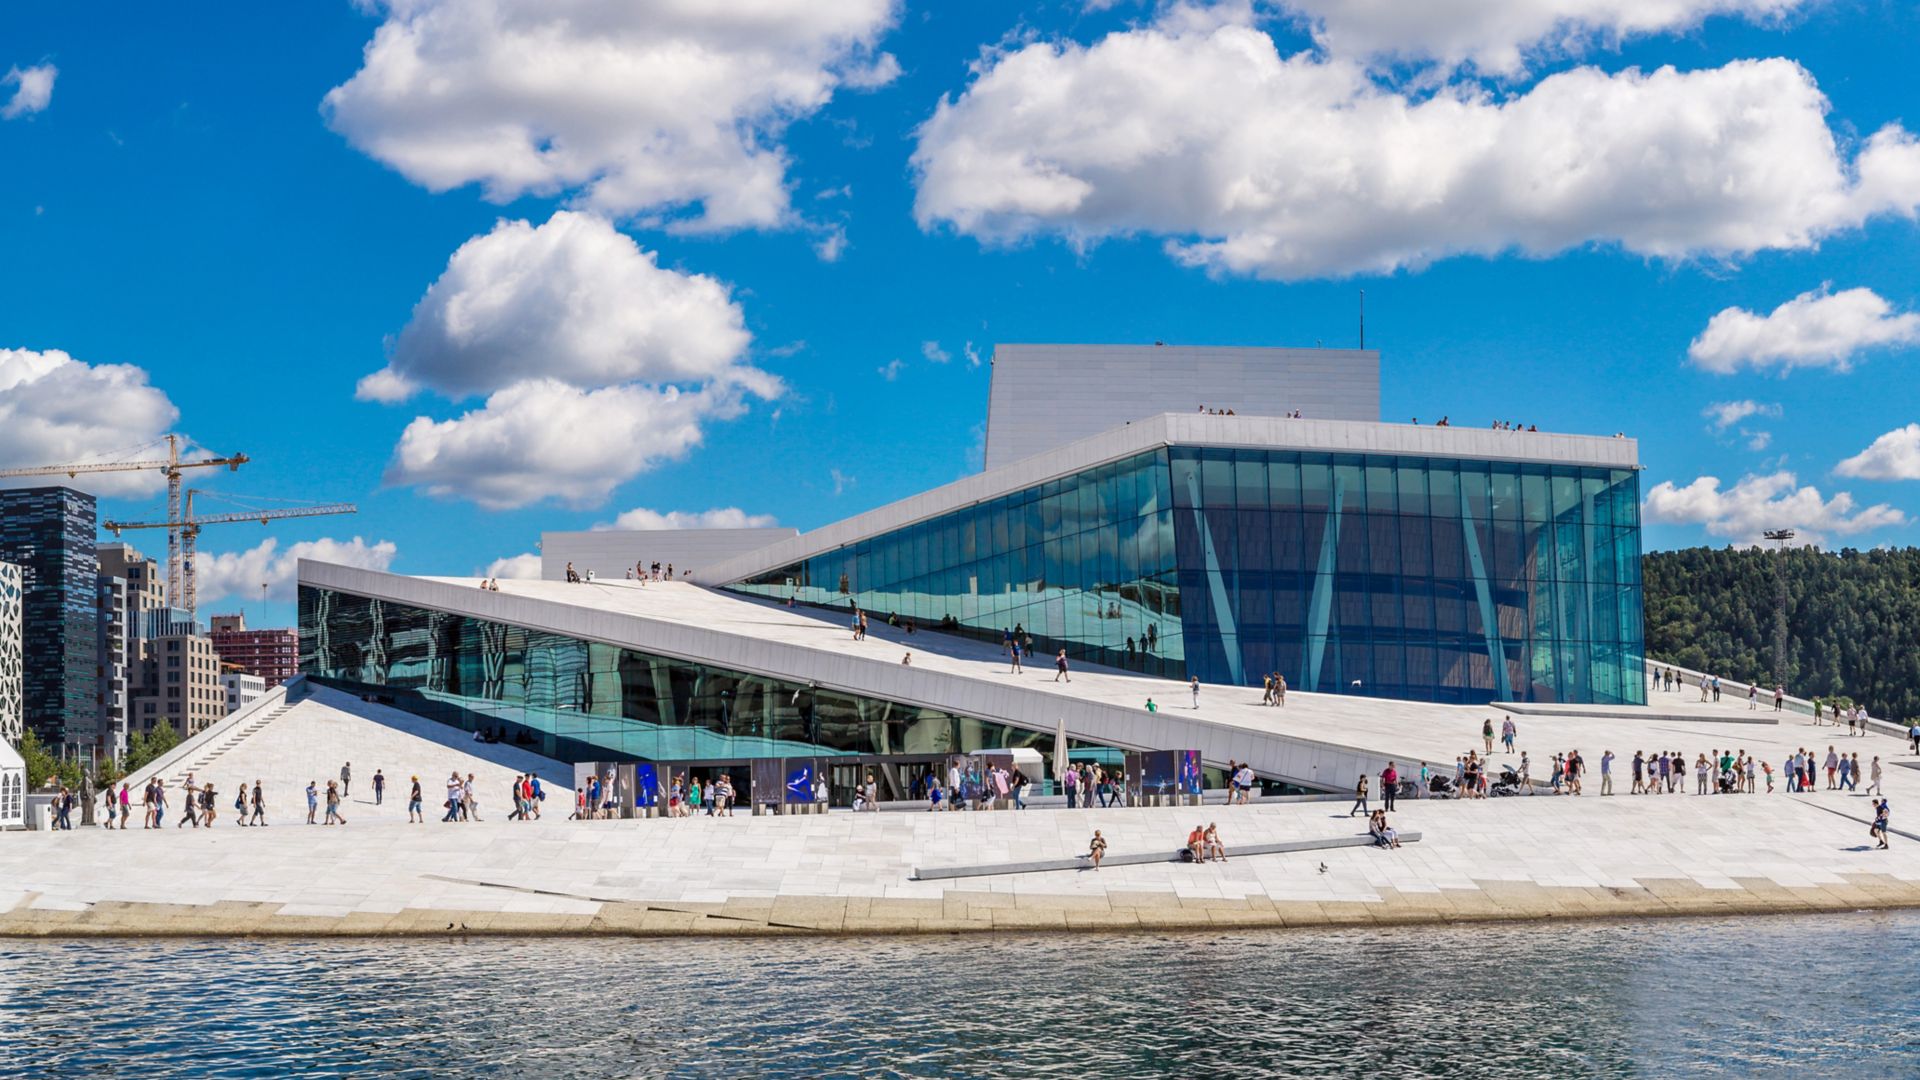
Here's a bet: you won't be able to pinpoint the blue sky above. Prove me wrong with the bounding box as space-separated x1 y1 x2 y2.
2 0 1917 628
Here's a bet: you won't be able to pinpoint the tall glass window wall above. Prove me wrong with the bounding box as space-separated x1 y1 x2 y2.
731 450 1184 676
298 587 1071 764
1170 447 1644 705
729 445 1643 706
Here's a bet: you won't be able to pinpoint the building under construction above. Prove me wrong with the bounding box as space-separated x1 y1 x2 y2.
0 437 353 762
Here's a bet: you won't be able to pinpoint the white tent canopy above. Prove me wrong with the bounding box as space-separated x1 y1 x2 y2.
0 738 24 830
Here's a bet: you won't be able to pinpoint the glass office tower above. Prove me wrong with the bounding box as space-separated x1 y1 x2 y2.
0 487 100 748
731 446 1644 705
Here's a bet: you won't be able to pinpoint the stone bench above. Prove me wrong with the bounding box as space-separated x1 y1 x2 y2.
913 830 1423 880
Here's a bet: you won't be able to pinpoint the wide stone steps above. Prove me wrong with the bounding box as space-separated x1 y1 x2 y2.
166 705 292 783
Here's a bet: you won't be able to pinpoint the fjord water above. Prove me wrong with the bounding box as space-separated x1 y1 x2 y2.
5 912 1917 1077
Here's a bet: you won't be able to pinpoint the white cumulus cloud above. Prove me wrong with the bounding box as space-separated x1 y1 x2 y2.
2 64 56 119
910 16 1920 280
324 0 900 231
370 213 779 510
1688 286 1920 374
358 212 753 402
0 348 182 496
1283 0 1811 76
1701 399 1780 431
1836 424 1920 481
384 379 764 510
195 536 398 604
595 507 780 531
1643 471 1905 547
481 551 541 579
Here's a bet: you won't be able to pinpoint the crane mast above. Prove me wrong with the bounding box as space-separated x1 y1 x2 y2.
103 490 358 619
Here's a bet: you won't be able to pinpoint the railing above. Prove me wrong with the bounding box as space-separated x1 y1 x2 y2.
1642 658 1905 736
114 679 295 792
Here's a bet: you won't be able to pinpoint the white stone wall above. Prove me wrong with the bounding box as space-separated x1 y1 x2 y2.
539 527 798 583
0 561 21 748
986 344 1380 468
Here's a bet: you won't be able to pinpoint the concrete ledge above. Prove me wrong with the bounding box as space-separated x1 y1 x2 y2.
913 831 1424 880
1495 702 1780 726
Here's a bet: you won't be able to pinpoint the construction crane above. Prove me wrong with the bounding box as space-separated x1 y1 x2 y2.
103 489 357 618
0 434 248 604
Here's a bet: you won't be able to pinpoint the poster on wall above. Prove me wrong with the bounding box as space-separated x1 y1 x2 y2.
783 758 823 804
633 763 659 808
1140 750 1177 797
615 763 637 819
1178 750 1203 796
750 758 784 806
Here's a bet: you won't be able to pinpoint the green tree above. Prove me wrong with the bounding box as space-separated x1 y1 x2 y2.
19 729 81 790
123 722 180 774
1645 545 1920 722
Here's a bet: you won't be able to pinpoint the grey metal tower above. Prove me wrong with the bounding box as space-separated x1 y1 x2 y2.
1763 529 1795 691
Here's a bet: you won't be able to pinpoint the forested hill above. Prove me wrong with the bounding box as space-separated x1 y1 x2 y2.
1643 546 1920 723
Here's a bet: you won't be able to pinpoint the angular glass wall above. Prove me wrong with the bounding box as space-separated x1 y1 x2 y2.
1169 448 1644 705
728 449 1184 677
299 586 1069 764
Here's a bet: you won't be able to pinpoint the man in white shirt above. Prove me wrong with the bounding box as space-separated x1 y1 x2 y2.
443 773 463 822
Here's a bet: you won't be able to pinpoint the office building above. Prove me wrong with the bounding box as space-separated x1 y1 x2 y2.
0 487 99 750
208 614 300 688
94 574 129 761
221 668 265 714
131 631 224 739
0 560 22 748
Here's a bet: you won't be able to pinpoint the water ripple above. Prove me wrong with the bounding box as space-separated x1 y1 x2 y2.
3 913 1918 1077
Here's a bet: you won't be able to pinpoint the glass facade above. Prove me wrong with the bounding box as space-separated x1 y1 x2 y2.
0 486 99 748
299 586 1078 765
730 446 1645 706
733 450 1186 676
1168 447 1644 705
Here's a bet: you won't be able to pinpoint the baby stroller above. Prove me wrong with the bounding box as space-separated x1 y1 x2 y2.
1716 770 1738 794
1489 766 1523 797
1428 774 1457 800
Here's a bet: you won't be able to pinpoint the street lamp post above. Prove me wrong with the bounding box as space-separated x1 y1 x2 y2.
1763 529 1795 692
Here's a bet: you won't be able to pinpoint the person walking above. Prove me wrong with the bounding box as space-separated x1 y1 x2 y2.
464 773 481 821
1054 650 1071 683
249 780 267 826
408 776 423 823
1189 676 1200 709
1009 639 1023 674
443 773 463 822
1349 773 1370 817
1909 721 1919 755
340 762 352 798
372 769 386 806
1826 746 1840 790
1482 717 1495 754
323 781 345 825
1501 717 1517 754
1600 750 1615 796
118 782 131 829
178 777 200 828
1871 799 1891 850
1867 756 1884 796
1380 762 1398 812
305 781 318 824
